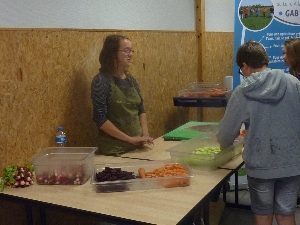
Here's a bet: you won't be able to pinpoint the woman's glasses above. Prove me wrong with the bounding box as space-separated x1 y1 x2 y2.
119 48 135 54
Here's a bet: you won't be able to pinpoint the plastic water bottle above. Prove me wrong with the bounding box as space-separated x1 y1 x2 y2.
55 126 67 147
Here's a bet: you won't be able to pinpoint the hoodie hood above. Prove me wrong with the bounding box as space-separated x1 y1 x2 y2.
241 69 287 103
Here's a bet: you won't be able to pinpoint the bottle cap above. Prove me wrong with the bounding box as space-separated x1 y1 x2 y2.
57 126 64 131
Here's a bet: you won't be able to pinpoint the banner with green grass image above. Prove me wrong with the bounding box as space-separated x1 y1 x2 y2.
233 0 300 88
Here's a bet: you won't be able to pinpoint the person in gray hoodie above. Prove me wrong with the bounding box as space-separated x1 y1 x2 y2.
217 41 300 225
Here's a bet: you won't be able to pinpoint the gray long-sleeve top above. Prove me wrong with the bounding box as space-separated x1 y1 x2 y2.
217 69 300 179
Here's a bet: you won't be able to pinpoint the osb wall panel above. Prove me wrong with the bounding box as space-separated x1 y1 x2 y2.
0 30 197 171
201 32 234 121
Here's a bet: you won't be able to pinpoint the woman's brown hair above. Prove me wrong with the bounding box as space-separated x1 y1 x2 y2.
99 35 129 74
285 38 300 75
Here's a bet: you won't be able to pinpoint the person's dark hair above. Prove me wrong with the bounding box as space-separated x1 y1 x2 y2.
284 38 300 75
236 41 269 68
99 34 129 74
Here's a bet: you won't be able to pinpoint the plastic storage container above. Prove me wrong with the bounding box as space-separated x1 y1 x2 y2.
91 161 192 192
32 147 97 185
177 82 227 98
167 136 243 170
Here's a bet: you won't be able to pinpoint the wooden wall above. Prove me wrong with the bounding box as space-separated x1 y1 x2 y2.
0 29 235 172
0 30 199 171
195 0 235 122
201 32 234 121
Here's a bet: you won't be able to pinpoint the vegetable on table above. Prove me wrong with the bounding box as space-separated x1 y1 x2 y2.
138 163 190 188
192 146 221 155
0 164 34 191
138 164 189 178
0 177 4 192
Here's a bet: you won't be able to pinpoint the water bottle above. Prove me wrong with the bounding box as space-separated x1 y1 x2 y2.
55 126 67 147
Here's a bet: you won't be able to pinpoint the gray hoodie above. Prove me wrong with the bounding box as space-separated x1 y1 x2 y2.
217 69 300 179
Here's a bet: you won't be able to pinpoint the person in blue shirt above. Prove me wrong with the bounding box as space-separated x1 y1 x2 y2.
217 41 300 225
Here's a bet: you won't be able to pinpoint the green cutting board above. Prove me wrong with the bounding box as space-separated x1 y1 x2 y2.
163 121 219 141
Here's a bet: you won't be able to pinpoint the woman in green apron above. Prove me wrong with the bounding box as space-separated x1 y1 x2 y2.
91 35 153 155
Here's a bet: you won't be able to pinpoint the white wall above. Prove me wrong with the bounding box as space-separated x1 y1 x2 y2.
0 0 235 32
0 0 195 31
205 0 234 32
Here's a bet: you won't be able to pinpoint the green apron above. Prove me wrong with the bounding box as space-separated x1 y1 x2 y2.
96 76 142 156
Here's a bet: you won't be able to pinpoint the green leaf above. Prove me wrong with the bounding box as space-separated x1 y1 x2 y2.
26 163 34 172
3 165 17 186
0 177 4 192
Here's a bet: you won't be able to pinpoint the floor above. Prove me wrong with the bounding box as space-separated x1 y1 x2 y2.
218 190 300 225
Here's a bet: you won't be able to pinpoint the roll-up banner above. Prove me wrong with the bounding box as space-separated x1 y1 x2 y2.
233 0 300 88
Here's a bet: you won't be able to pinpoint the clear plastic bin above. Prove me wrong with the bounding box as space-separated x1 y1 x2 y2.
32 147 97 185
177 82 227 98
167 137 243 170
91 161 192 192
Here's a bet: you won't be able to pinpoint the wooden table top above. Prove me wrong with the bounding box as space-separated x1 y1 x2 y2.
3 156 231 225
219 153 244 170
121 137 179 161
2 137 243 225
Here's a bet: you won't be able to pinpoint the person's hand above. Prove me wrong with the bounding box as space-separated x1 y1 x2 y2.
128 136 154 147
142 135 154 145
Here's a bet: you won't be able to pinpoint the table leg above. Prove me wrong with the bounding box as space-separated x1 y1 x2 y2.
222 182 228 203
234 170 239 205
202 200 209 225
